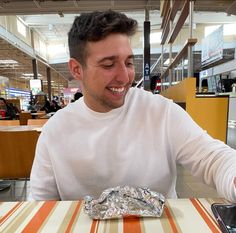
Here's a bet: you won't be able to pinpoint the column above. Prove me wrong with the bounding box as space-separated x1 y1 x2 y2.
46 67 52 101
143 8 151 91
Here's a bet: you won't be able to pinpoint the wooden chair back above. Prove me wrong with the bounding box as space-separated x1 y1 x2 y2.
0 120 20 126
37 111 47 118
0 130 39 179
19 112 32 125
37 111 46 114
27 119 48 126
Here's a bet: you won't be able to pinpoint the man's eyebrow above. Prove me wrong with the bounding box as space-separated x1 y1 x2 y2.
97 54 134 64
97 56 117 64
127 55 135 60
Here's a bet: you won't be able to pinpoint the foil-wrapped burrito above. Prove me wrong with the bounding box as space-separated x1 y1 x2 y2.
84 186 165 219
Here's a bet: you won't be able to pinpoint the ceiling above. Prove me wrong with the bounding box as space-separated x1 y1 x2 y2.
0 0 236 91
0 0 235 15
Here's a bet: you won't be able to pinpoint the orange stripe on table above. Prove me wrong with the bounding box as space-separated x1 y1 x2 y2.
0 202 23 225
90 219 100 233
21 201 57 233
190 198 220 233
196 198 219 226
164 207 179 233
65 201 82 233
123 216 142 233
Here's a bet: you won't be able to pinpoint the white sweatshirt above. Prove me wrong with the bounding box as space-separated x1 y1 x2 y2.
30 88 236 202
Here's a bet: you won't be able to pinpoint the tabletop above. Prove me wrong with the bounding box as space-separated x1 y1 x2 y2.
0 125 42 132
0 198 228 233
0 117 10 120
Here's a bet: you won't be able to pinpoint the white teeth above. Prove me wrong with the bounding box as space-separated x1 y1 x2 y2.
109 87 125 93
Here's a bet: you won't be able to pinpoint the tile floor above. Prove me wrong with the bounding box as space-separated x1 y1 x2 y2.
176 165 221 198
0 180 30 202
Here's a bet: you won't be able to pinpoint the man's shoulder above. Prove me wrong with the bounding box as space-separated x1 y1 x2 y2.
128 88 171 106
42 102 79 131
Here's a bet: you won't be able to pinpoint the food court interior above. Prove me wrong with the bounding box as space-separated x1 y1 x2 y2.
0 0 236 201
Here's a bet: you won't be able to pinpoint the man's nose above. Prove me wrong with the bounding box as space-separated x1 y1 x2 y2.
115 63 130 83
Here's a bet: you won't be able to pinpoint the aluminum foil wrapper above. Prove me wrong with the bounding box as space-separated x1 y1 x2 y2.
84 186 165 219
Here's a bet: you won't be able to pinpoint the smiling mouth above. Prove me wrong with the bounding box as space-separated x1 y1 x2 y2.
107 87 125 94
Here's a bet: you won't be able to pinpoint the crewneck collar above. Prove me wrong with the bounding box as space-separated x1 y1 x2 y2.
81 90 131 120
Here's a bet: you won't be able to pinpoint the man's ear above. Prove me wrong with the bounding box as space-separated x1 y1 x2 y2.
68 58 83 80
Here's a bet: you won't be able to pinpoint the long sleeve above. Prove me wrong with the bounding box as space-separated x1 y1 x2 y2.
167 102 236 202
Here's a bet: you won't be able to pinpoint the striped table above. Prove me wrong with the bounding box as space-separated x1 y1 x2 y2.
0 198 229 233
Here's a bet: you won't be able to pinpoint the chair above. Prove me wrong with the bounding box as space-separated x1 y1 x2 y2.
36 111 47 119
37 111 46 114
0 130 39 178
27 119 48 126
0 120 20 126
19 112 32 125
0 130 39 199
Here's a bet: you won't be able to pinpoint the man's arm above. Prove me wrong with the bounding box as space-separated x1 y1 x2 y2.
167 102 236 202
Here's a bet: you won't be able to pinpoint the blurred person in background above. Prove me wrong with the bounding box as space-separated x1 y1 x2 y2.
27 100 37 112
40 99 51 113
74 92 83 101
50 100 61 112
0 97 16 119
8 103 20 114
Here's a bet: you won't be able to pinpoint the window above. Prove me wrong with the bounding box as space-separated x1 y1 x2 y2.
17 19 26 37
150 32 162 44
205 24 236 37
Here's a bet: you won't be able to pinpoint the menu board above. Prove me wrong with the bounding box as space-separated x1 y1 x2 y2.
30 79 42 95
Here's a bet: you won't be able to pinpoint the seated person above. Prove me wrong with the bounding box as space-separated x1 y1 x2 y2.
0 97 16 119
30 10 236 202
40 99 51 113
50 100 61 112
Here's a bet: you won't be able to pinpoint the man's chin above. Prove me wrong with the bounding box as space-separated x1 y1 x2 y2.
103 88 129 110
105 99 125 110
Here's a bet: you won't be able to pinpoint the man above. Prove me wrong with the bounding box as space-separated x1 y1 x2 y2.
30 10 236 202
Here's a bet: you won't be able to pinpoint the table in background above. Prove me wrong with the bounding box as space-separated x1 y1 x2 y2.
0 125 42 132
31 112 46 119
0 198 227 233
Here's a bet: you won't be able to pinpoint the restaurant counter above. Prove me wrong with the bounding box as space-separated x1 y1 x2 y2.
0 198 227 232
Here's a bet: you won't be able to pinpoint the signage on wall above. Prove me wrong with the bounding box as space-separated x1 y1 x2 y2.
30 79 42 95
201 25 223 66
144 63 150 80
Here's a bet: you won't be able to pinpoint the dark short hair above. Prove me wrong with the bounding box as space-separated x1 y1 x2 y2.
0 97 7 104
68 10 138 66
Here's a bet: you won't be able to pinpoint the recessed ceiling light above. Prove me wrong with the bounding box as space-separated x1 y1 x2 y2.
22 73 42 77
0 60 18 64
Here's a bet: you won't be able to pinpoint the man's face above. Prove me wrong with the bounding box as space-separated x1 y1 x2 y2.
79 34 135 112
